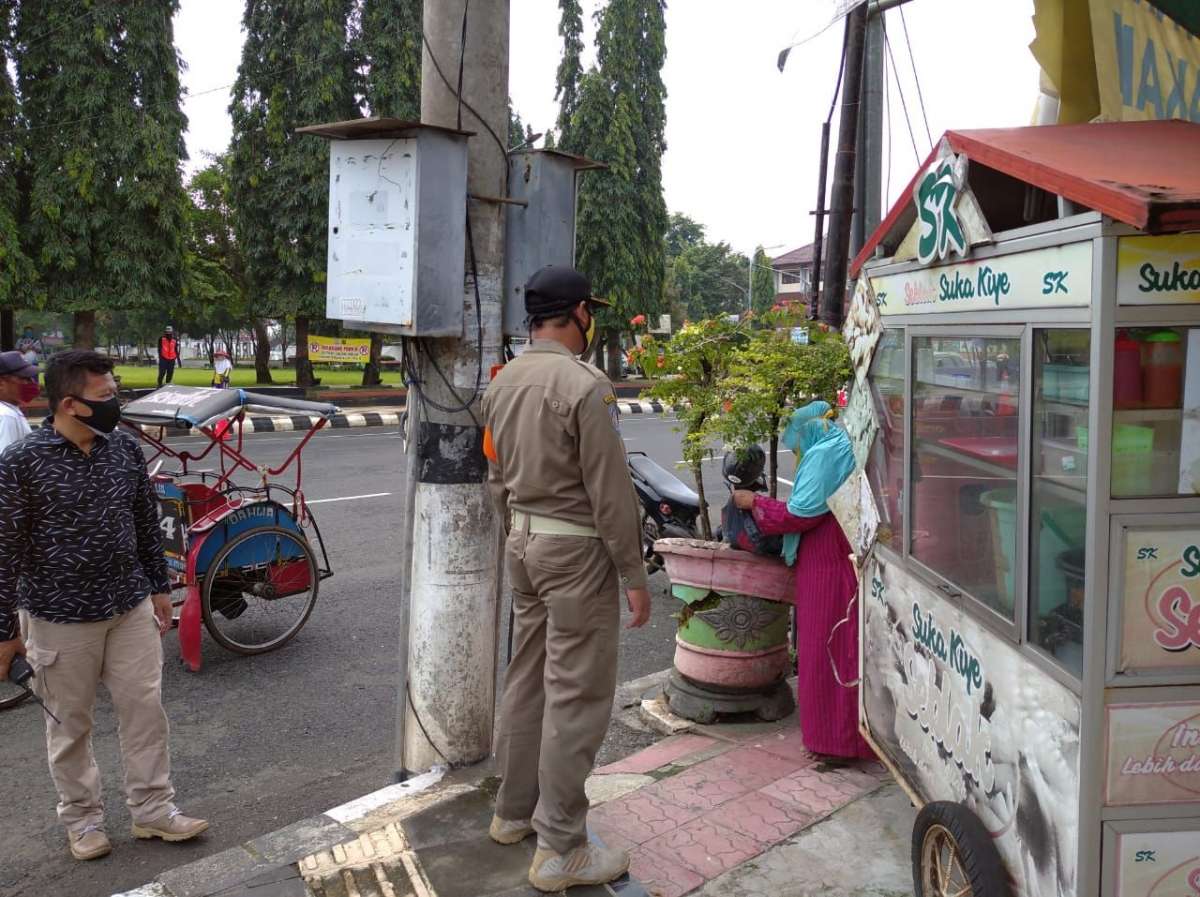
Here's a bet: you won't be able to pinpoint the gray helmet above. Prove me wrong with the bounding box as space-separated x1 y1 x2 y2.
722 446 766 486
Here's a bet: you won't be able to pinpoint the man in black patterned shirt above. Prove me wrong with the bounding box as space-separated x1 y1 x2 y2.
0 351 208 861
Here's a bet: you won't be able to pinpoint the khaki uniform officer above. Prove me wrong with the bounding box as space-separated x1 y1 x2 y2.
482 265 651 893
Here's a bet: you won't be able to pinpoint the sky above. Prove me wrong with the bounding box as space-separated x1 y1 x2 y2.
174 0 1041 259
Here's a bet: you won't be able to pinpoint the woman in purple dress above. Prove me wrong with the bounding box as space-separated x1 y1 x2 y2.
732 401 874 761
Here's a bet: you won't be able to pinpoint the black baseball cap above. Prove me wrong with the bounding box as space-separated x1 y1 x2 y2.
524 265 610 317
0 350 37 379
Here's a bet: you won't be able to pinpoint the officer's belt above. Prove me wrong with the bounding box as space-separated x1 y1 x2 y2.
512 511 599 538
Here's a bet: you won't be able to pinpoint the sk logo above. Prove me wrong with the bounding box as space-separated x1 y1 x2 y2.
915 154 969 265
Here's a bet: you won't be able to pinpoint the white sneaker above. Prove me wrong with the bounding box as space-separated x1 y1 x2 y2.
528 841 630 892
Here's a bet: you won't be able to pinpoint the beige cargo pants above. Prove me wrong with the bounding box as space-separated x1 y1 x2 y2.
495 526 620 855
25 597 176 834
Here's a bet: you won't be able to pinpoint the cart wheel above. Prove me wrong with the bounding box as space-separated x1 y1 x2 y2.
201 526 320 655
912 801 1007 897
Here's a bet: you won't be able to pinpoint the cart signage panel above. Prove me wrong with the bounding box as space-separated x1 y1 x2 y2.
1115 828 1200 897
1104 701 1200 805
1118 234 1200 304
870 241 1093 316
862 557 1082 897
1117 524 1200 677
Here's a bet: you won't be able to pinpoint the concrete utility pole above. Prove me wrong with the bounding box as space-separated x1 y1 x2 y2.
396 0 509 777
818 2 867 328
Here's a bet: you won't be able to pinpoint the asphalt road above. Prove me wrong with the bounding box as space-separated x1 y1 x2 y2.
0 412 724 897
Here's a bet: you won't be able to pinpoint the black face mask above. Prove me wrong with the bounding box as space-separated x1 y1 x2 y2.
70 395 122 434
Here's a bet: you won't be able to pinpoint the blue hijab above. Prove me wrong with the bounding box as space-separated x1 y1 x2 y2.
779 401 855 565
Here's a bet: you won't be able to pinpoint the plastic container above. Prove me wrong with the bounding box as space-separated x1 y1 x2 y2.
980 489 1017 612
1056 547 1086 610
1113 330 1143 409
1043 363 1090 403
1141 329 1183 408
1110 424 1156 496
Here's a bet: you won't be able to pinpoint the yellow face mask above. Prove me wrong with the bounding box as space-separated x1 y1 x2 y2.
584 313 596 354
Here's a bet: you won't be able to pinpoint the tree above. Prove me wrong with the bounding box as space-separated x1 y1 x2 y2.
0 7 34 350
668 240 748 320
664 212 705 260
553 0 584 150
228 0 361 388
15 0 189 349
176 159 249 370
750 246 776 316
564 0 668 380
638 318 749 538
356 0 420 386
719 315 851 497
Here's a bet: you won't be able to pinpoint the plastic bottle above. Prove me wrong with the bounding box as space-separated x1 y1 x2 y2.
1141 329 1183 408
1113 330 1143 409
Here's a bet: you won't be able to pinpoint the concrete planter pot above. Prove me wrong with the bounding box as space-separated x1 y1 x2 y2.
655 538 796 722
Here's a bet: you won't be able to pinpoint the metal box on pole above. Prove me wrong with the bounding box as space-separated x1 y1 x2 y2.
502 150 604 337
298 117 471 337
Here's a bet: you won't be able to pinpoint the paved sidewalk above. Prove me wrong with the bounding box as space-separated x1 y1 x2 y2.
116 700 913 897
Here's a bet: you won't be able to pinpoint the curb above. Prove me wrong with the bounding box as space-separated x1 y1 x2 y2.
617 400 670 415
242 410 403 434
137 410 403 438
111 769 447 897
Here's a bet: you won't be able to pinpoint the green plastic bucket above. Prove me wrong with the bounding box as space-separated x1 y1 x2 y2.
980 489 1017 611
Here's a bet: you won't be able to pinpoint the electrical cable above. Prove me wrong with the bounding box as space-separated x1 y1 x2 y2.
456 0 469 131
406 681 450 765
898 5 933 151
419 26 507 164
825 14 851 127
883 20 893 208
883 30 921 164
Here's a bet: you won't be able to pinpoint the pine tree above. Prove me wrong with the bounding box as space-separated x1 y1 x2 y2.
355 0 420 385
229 0 360 387
554 0 584 150
751 246 776 314
0 3 34 349
15 0 188 349
565 0 668 378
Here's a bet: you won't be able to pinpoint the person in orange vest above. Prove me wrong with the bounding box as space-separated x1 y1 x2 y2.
157 326 181 388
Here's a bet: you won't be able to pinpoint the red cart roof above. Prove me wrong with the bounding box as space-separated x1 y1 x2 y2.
851 120 1200 277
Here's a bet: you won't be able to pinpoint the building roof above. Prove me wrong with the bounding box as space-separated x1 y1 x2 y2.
771 242 816 268
851 120 1200 276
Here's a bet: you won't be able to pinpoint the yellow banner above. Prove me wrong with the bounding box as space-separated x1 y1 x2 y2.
1091 0 1200 122
308 335 371 363
1032 0 1200 124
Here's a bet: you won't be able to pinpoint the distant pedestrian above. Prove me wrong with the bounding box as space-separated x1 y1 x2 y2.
211 349 233 389
157 326 180 387
483 266 651 892
0 350 209 861
0 350 39 454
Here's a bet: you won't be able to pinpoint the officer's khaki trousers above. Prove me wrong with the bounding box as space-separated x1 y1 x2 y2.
495 527 620 855
25 598 176 834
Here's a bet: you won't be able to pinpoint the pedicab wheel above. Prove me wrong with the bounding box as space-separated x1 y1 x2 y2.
912 802 1007 897
201 526 320 655
0 681 31 711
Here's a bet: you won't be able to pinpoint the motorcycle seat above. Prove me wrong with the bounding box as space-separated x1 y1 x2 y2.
628 453 699 507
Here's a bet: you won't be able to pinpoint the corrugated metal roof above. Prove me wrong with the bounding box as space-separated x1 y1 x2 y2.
851 120 1200 276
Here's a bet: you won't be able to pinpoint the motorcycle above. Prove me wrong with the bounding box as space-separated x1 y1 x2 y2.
627 451 702 573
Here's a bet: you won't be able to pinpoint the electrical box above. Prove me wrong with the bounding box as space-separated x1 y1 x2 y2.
299 118 471 337
502 150 605 337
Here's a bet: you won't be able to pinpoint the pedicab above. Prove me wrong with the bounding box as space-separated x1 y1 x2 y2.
843 123 1200 897
121 386 339 672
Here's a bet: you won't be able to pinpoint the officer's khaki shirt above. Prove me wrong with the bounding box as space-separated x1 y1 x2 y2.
482 340 648 590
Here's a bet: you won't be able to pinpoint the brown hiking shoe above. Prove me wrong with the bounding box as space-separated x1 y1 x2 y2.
529 842 630 892
489 815 535 845
69 824 112 861
132 809 210 842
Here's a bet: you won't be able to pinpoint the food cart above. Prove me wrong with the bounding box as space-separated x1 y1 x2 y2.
841 121 1200 897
